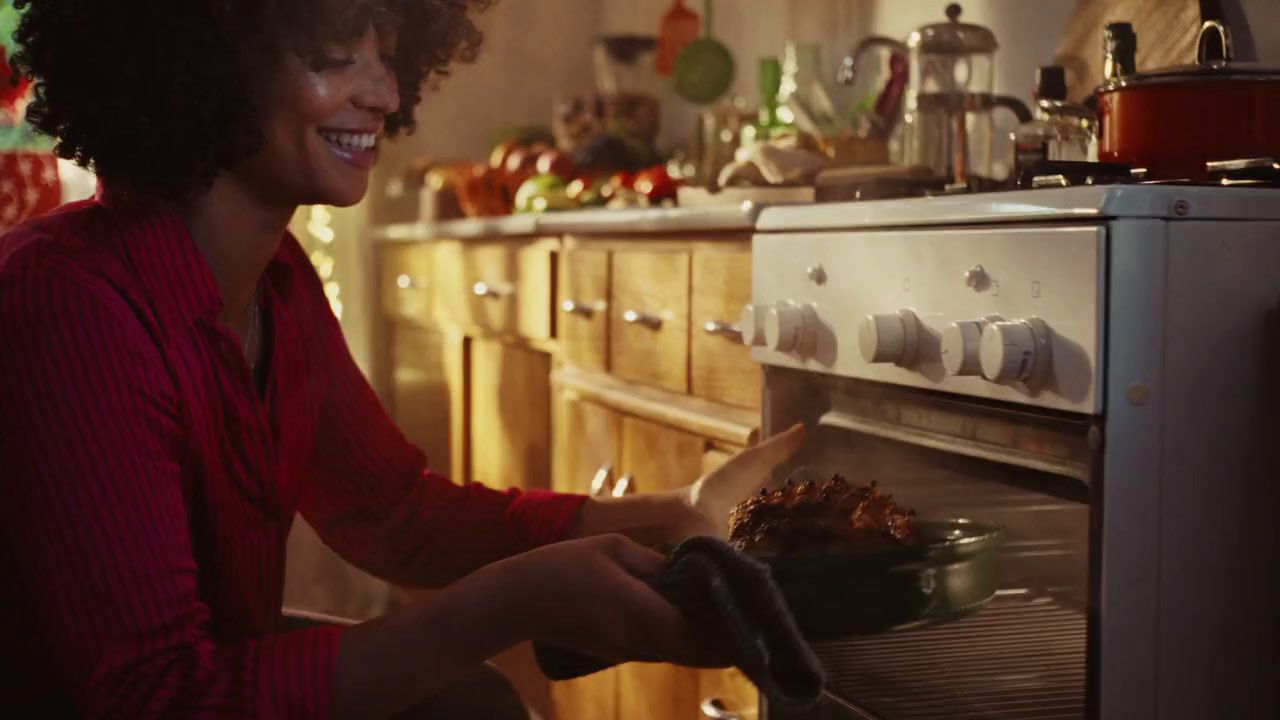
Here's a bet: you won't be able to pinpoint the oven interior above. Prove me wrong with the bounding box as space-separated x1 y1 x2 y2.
762 368 1098 720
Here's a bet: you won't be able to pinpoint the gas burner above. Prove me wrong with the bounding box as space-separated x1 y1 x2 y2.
1205 157 1280 185
1025 157 1280 189
1022 160 1140 189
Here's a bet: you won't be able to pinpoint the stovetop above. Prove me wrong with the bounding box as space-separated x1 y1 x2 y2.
757 180 1280 232
1023 157 1280 190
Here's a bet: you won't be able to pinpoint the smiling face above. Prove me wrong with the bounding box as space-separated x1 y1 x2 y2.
232 25 400 208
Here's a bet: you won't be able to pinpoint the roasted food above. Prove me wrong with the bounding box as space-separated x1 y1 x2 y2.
728 474 919 554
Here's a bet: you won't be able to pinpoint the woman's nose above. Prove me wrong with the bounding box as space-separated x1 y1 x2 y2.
356 60 400 116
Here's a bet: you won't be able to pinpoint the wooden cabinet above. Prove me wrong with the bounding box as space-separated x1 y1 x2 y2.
552 397 718 720
550 394 623 720
691 249 761 410
553 393 622 496
697 668 758 720
433 239 555 340
618 416 705 496
375 228 763 720
470 337 552 492
610 250 691 394
558 248 611 373
389 324 468 482
380 243 436 324
696 449 759 719
615 416 707 720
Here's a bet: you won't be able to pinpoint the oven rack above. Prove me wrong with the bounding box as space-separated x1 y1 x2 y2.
815 591 1087 719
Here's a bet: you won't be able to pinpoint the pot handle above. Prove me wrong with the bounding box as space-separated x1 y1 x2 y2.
1198 20 1234 64
992 95 1032 125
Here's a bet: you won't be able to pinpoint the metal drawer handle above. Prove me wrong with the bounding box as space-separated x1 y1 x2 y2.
703 320 743 341
700 698 744 720
589 465 614 497
612 475 635 497
561 299 599 318
473 281 514 299
588 466 635 498
396 274 429 290
622 309 664 330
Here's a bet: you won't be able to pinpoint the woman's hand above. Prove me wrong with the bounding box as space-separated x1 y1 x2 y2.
483 534 724 666
570 424 806 546
335 533 723 719
684 423 806 538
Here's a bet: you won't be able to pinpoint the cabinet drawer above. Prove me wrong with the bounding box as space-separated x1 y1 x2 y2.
558 248 610 372
449 241 554 340
691 249 761 410
380 244 436 324
610 251 690 394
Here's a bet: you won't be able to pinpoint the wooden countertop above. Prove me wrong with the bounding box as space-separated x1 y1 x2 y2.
373 202 762 243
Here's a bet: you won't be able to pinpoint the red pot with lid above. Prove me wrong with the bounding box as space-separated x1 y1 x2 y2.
1094 21 1280 181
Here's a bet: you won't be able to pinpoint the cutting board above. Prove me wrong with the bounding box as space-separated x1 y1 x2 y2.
1055 0 1203 101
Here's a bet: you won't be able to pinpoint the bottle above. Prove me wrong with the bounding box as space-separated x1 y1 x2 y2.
776 42 840 135
1103 22 1137 81
740 57 789 148
1012 65 1098 185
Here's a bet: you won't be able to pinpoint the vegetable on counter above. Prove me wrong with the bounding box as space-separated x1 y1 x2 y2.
632 165 678 203
514 174 574 214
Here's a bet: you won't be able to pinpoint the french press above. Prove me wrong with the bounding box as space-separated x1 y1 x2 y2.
841 4 1031 189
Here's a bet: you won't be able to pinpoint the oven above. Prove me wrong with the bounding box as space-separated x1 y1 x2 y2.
737 186 1280 720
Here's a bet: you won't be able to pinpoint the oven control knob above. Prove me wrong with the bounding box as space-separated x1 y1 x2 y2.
980 318 1051 383
739 304 766 347
765 301 816 354
941 320 986 376
859 310 920 366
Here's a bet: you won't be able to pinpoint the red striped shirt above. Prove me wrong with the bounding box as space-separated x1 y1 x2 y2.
0 192 585 717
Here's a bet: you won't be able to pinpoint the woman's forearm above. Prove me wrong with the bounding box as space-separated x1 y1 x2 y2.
332 562 527 720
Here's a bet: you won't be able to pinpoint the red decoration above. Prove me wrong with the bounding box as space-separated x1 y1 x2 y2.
0 46 32 116
0 152 61 232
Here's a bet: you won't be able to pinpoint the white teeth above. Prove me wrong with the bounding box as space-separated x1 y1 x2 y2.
319 130 378 151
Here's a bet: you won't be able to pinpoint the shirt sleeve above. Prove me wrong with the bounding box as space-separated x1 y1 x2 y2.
294 244 586 588
0 266 341 718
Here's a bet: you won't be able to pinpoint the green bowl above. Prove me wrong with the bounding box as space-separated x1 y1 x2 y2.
760 520 1005 641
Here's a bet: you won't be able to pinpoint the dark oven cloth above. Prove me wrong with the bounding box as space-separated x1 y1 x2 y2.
534 536 825 713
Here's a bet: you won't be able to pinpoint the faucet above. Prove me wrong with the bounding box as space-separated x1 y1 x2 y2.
838 36 909 86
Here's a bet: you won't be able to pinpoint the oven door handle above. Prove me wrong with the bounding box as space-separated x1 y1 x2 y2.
700 697 745 720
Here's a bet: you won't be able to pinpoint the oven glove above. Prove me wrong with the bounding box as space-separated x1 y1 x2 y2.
533 535 826 713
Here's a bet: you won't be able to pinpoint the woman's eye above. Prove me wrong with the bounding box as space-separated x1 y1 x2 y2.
311 54 357 71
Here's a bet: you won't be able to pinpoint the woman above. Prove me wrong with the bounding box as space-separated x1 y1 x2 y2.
0 1 804 717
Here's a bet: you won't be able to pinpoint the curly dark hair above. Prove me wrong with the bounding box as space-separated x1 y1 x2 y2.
10 0 492 199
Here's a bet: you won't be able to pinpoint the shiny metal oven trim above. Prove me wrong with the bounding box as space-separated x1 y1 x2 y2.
817 410 1090 482
1096 219 1166 720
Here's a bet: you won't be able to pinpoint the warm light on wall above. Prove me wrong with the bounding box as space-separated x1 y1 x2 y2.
304 206 343 319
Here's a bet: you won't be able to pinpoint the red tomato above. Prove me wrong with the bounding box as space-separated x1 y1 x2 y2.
632 166 677 202
535 149 577 181
599 171 634 200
